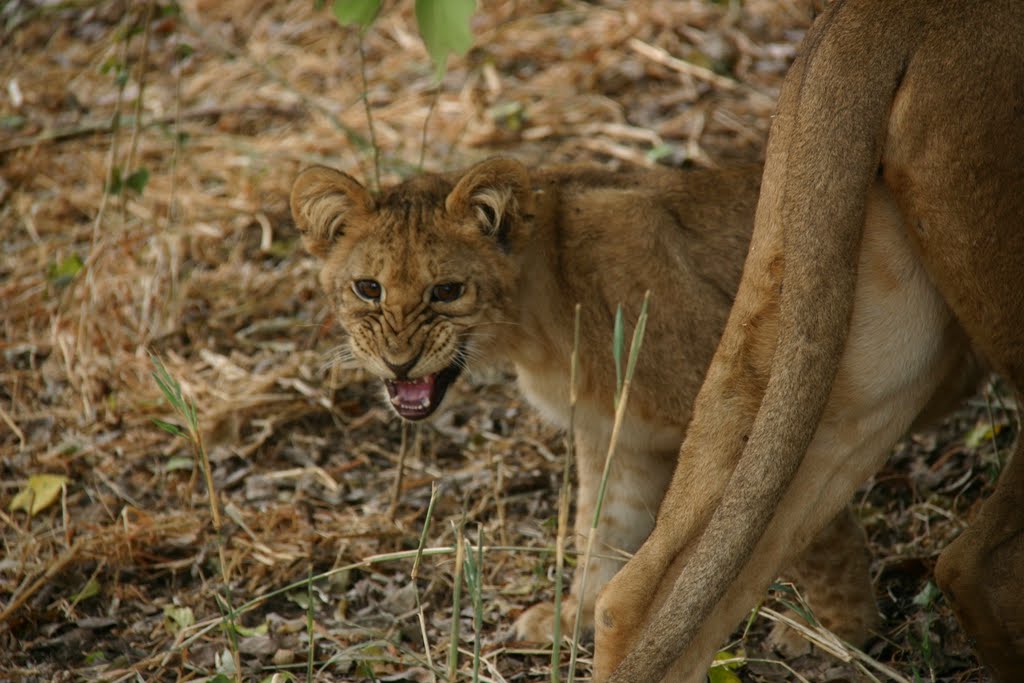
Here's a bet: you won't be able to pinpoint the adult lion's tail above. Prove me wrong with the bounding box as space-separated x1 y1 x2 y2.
609 2 922 680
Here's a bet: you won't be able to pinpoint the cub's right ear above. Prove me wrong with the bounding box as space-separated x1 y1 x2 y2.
290 166 374 258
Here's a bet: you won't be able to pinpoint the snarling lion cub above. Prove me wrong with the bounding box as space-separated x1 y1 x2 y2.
290 160 882 645
594 0 1024 681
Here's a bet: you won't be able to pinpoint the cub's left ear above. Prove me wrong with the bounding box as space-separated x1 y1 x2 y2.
290 166 374 258
445 158 534 246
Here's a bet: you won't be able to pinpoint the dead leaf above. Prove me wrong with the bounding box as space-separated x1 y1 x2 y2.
9 474 69 516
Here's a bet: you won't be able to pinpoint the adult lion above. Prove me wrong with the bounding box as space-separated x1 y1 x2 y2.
593 1 1024 681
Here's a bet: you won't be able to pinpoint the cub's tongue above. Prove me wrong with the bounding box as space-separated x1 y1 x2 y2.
382 356 464 421
386 373 437 420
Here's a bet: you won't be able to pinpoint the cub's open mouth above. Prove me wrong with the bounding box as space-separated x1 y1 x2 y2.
383 359 463 420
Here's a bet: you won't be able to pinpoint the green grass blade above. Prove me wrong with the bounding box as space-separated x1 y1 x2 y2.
149 352 186 410
623 291 651 384
448 519 465 681
613 304 624 406
552 303 582 682
467 525 484 683
412 483 440 681
151 418 184 437
569 292 651 682
306 566 315 682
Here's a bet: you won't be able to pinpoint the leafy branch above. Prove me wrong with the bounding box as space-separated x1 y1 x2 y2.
332 0 475 80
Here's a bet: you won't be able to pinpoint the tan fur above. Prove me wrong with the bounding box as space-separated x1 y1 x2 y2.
594 1 1024 681
290 160 880 643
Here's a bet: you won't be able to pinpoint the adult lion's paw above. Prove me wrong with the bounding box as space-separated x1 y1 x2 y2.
513 597 579 642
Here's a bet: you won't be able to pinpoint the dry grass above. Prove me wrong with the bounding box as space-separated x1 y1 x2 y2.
0 1 1011 681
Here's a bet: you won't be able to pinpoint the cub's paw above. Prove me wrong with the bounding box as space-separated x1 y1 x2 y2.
766 604 877 658
513 598 578 642
766 617 814 658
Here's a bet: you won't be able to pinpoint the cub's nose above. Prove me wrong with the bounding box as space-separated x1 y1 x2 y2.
384 355 419 379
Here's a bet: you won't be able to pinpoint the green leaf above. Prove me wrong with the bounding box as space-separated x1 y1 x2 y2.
150 353 186 410
47 254 84 286
163 604 195 635
233 621 268 637
917 614 935 663
165 455 194 472
965 420 1002 449
708 665 743 683
708 650 744 683
125 167 149 195
332 0 380 29
646 143 675 163
152 418 184 437
9 474 69 516
912 580 942 608
99 57 122 75
488 100 525 131
215 647 238 675
613 304 624 405
286 589 311 610
623 292 651 385
106 166 123 194
0 115 26 130
116 24 145 41
265 238 297 258
260 674 296 683
415 0 475 79
71 577 101 606
777 597 817 626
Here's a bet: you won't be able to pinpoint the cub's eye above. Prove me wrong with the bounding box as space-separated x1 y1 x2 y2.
353 279 382 302
431 282 464 303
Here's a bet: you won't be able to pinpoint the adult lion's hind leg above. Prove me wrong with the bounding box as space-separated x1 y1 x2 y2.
887 12 1024 670
934 412 1024 680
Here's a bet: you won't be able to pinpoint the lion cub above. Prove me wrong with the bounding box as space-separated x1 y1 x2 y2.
290 158 876 644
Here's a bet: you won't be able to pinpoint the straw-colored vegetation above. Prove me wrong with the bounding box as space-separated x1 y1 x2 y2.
1 1 1011 681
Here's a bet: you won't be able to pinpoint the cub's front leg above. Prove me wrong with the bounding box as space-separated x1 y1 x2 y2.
515 420 676 642
768 506 879 656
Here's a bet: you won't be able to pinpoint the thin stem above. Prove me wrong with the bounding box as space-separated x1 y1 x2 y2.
124 0 154 179
413 484 441 682
390 421 411 520
470 525 484 683
358 33 381 193
448 520 466 681
418 84 441 171
552 304 581 682
568 291 650 681
306 565 315 682
150 354 240 680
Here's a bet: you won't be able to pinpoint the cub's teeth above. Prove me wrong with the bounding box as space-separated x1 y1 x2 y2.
397 397 431 409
